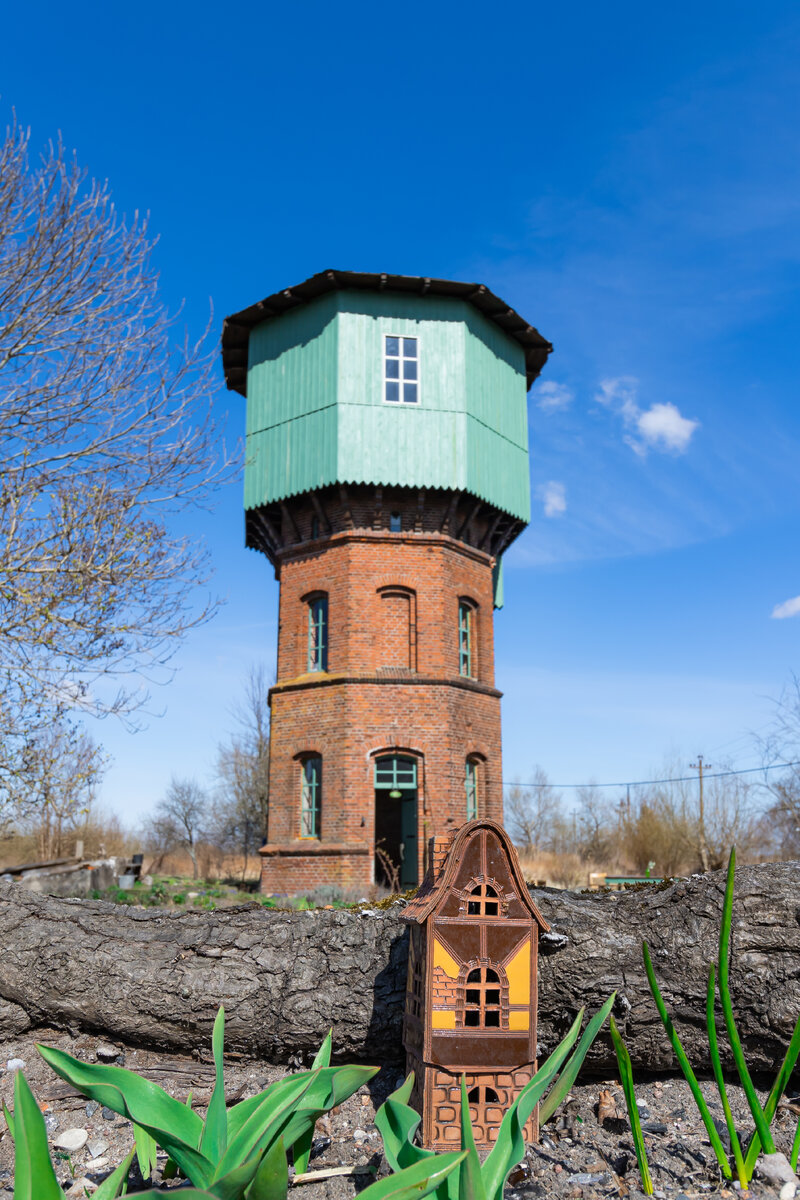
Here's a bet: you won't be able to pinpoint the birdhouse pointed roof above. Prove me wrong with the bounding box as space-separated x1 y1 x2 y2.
402 818 549 930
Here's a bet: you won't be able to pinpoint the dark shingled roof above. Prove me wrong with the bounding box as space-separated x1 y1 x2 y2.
221 268 552 396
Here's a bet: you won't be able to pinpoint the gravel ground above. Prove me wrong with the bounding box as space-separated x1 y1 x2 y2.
0 1029 796 1198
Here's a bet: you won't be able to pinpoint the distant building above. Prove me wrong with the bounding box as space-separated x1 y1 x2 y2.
221 270 551 893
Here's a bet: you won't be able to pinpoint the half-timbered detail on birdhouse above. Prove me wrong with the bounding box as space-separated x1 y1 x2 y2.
221 270 551 894
402 818 549 1149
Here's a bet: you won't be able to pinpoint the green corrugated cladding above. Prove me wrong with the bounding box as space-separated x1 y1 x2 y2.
244 291 530 523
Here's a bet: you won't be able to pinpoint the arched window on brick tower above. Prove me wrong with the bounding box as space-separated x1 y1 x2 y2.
465 755 484 820
458 597 478 679
298 754 322 839
377 586 417 670
304 593 328 673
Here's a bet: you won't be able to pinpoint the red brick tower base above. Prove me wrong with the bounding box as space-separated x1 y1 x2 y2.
258 486 507 895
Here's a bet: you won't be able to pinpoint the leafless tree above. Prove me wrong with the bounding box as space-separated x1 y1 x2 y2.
504 766 560 854
8 721 107 859
210 665 270 880
0 118 232 779
755 674 800 856
623 761 763 875
575 783 612 862
152 777 207 878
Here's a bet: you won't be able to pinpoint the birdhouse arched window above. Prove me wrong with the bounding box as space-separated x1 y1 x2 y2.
460 963 507 1028
467 880 499 916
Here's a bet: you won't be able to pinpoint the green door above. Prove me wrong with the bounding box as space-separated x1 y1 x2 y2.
374 756 418 889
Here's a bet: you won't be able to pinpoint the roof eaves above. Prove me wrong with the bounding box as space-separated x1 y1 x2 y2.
221 269 552 396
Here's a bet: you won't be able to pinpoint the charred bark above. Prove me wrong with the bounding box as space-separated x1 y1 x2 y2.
0 862 798 1072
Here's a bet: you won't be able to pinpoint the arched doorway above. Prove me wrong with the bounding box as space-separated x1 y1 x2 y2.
374 755 418 888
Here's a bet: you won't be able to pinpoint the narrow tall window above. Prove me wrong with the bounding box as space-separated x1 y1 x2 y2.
463 966 503 1028
458 602 473 677
465 759 479 820
308 596 328 671
384 335 419 404
300 757 322 838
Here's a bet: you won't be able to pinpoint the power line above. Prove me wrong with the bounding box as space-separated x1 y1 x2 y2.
501 760 800 790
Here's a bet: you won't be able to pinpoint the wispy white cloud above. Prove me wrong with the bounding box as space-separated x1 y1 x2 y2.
596 377 699 457
772 595 800 619
538 480 567 517
536 381 573 411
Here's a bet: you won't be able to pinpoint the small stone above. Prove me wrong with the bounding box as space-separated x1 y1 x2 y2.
758 1153 798 1187
361 1094 370 1106
66 1180 95 1197
101 1107 117 1121
86 1157 109 1170
353 1128 367 1139
554 1164 563 1173
653 1192 666 1199
53 1127 88 1152
86 1138 108 1158
5 1058 24 1072
568 1173 605 1185
44 1114 59 1133
780 1184 798 1200
95 1044 119 1063
85 1101 98 1118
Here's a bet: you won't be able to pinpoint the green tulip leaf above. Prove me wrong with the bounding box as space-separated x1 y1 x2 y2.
201 1006 229 1163
358 1151 468 1200
10 1070 66 1200
290 1030 332 1175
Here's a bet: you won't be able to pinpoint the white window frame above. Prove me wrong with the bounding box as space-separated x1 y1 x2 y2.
383 334 420 405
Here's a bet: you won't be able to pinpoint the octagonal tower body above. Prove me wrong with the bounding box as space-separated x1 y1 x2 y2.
222 270 551 894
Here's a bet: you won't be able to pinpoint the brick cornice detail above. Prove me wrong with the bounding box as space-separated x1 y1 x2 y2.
259 841 371 858
277 530 493 569
269 673 502 701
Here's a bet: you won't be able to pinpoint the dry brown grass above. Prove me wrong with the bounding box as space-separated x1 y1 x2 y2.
0 810 135 869
515 849 634 889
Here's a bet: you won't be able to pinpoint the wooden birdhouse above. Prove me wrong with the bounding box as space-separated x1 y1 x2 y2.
401 818 549 1150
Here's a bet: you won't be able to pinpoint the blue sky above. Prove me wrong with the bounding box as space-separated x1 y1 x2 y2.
2 1 799 819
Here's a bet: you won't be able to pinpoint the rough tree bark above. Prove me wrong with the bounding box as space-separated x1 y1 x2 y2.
0 862 797 1072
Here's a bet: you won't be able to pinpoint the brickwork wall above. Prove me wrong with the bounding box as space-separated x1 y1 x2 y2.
431 965 459 1008
260 530 504 893
274 534 496 684
426 1066 536 1149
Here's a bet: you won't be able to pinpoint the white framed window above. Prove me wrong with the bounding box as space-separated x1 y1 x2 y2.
384 335 419 404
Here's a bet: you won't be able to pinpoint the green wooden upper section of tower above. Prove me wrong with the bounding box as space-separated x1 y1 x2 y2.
222 269 551 528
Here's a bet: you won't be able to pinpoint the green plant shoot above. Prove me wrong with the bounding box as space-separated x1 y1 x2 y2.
609 1016 653 1196
706 964 747 1186
642 941 731 1177
718 846 775 1155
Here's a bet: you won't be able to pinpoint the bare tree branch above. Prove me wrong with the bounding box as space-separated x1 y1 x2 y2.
0 117 235 774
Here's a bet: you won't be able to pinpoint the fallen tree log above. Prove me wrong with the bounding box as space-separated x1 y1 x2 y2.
0 862 798 1072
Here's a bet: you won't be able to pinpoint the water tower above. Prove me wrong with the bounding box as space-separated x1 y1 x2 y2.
221 270 550 893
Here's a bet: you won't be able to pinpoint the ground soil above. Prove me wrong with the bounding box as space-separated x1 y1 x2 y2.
0 1029 795 1198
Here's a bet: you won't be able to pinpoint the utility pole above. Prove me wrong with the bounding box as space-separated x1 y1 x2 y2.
690 755 711 872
